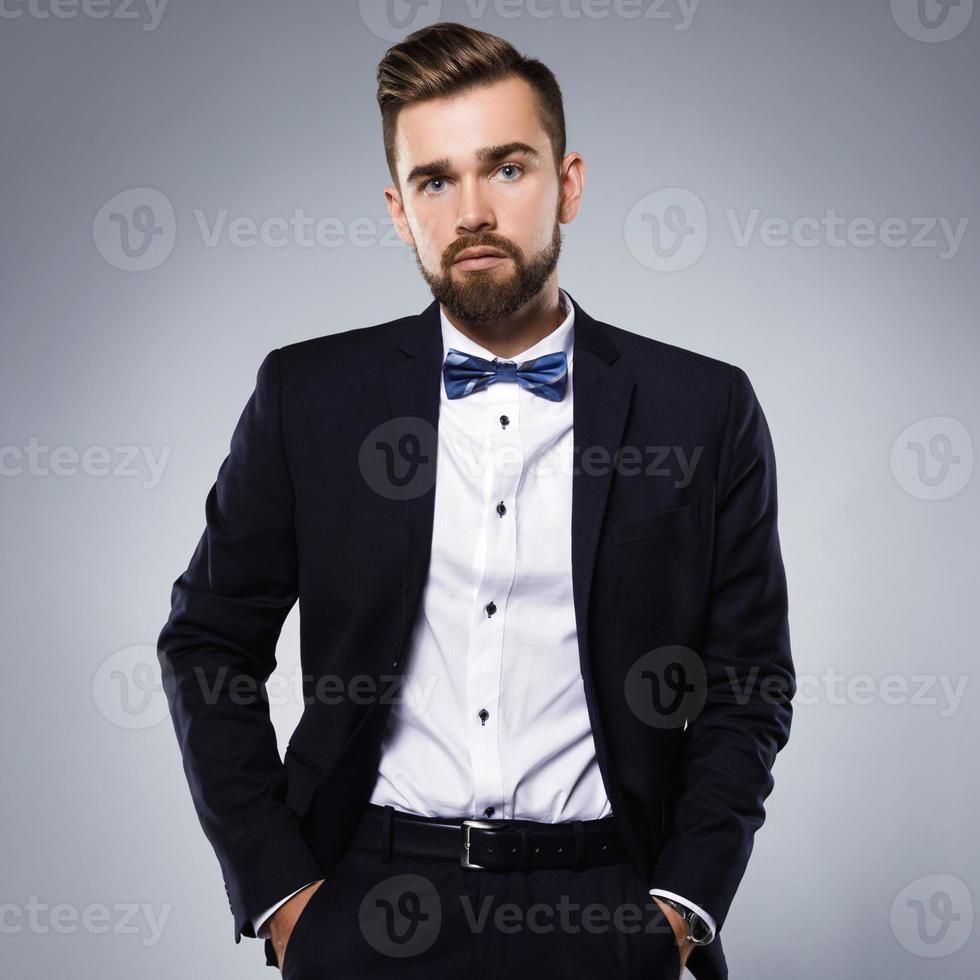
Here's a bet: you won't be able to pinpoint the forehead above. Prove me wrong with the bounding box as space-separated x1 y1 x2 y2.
394 75 548 172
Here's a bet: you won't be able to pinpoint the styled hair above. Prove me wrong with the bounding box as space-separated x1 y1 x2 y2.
376 21 566 188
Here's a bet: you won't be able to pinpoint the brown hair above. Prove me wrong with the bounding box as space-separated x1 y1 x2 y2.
376 21 566 188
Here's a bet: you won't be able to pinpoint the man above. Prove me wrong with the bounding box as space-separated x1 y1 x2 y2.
158 21 794 980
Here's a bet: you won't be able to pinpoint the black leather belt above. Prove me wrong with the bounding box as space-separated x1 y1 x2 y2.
351 803 628 871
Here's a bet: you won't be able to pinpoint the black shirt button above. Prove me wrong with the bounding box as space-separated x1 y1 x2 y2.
485 601 496 617
496 500 506 517
484 806 495 817
499 414 509 428
479 708 490 725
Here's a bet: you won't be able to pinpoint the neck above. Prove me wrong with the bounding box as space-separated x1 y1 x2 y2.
442 282 565 360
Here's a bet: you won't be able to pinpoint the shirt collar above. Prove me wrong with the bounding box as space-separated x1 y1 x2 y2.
440 287 575 367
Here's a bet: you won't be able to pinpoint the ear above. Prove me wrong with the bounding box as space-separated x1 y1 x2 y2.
558 152 585 224
384 184 416 248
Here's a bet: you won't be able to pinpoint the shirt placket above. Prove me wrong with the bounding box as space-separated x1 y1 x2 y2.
465 376 524 820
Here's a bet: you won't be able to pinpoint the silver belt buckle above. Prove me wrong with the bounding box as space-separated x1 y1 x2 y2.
460 819 498 869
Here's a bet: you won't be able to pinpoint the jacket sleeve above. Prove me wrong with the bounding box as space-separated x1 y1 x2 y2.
650 364 795 932
157 348 324 943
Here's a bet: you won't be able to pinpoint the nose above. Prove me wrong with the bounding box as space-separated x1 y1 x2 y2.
455 176 496 237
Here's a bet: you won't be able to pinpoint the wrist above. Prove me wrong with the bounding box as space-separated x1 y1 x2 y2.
653 896 714 946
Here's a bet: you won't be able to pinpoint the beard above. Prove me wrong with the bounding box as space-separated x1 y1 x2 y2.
414 216 563 323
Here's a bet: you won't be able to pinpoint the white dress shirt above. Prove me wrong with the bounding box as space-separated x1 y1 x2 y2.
253 288 717 943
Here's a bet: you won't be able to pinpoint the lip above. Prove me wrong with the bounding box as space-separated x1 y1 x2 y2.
453 255 508 271
453 246 507 263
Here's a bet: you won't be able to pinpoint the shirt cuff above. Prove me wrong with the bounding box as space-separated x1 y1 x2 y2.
252 881 318 939
648 888 718 943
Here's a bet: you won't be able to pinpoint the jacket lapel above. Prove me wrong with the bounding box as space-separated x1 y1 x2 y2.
564 291 635 683
382 299 444 625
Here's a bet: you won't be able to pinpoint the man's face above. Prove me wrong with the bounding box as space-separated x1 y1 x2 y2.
385 74 581 322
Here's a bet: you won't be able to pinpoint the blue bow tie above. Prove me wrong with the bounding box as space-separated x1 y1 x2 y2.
443 348 568 402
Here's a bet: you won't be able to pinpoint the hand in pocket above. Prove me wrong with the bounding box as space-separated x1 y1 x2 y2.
270 879 325 974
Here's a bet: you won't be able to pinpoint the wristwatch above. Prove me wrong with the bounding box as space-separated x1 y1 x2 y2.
655 897 715 946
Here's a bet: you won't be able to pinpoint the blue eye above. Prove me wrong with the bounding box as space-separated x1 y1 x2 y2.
421 163 523 195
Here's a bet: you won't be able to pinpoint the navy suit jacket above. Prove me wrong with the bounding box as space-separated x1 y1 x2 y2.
158 291 795 979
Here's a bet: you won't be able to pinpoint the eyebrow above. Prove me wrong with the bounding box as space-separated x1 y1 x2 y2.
405 142 543 187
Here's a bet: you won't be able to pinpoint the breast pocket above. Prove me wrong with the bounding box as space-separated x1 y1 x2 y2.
608 499 701 548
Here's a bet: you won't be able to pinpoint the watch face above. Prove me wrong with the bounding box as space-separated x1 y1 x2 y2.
659 897 713 944
689 916 713 944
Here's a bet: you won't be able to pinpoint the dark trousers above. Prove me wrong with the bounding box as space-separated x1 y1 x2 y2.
275 835 684 979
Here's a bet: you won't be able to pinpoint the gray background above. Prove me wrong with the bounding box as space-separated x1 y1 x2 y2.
1 1 977 977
